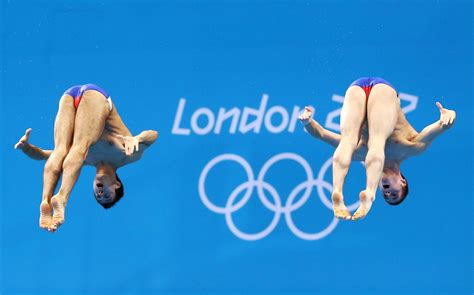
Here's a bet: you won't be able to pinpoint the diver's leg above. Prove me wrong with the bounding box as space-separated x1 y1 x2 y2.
352 84 398 220
49 91 109 232
332 86 366 220
40 95 75 229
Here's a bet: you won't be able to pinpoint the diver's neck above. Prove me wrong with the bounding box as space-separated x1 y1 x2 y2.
96 162 116 175
384 160 401 173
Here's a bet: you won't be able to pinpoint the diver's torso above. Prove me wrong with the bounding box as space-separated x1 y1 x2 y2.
352 122 417 162
84 130 144 167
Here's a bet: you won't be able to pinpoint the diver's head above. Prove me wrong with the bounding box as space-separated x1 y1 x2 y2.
379 165 408 206
93 166 124 209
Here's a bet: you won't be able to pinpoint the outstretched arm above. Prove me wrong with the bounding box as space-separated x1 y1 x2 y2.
14 128 52 160
299 106 341 148
411 102 456 148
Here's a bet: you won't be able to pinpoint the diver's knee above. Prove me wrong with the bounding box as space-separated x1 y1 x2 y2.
333 152 351 169
52 147 69 159
365 150 384 167
44 159 62 177
367 135 386 149
62 146 88 168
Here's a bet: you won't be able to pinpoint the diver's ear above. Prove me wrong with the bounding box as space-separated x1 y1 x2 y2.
400 176 407 186
114 181 122 189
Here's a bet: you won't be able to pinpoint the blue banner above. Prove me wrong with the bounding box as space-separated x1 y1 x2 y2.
1 0 472 294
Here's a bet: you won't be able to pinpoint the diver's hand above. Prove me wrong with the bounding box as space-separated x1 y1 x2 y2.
117 135 139 156
436 102 456 128
298 106 314 126
14 128 32 149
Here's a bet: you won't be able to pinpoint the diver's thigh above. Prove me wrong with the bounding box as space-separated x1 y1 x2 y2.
367 84 398 138
340 86 367 136
71 91 109 146
53 95 76 149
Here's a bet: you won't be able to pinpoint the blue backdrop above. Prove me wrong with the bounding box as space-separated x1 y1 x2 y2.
1 0 472 294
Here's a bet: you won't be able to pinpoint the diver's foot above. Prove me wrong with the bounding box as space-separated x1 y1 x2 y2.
39 201 52 230
48 195 66 232
352 190 373 220
332 191 352 220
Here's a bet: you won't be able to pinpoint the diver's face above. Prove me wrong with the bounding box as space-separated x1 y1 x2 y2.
379 172 406 205
93 173 120 205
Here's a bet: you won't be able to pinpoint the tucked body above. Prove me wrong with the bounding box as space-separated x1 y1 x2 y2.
299 77 455 220
15 84 159 232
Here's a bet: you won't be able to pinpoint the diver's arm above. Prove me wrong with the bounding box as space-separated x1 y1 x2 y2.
14 128 52 160
299 106 341 148
408 102 456 153
135 130 159 146
116 130 159 156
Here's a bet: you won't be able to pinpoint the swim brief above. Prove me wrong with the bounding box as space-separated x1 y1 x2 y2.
350 77 397 99
64 84 113 111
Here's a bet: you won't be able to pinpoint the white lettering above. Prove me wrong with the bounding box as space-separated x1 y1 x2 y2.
171 94 312 135
288 106 302 133
238 94 268 134
191 108 215 135
214 107 241 134
264 106 289 133
172 98 191 135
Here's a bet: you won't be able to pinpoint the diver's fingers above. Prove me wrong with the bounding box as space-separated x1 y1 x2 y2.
444 116 449 125
449 115 454 125
18 131 30 144
25 128 32 138
436 101 444 112
439 114 445 125
134 140 139 152
440 115 446 125
299 109 311 121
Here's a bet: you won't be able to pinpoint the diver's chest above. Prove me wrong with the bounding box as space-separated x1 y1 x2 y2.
85 140 142 165
357 137 407 160
384 139 407 159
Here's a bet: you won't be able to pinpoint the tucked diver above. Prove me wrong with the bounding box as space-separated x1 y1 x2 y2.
15 84 159 232
299 77 456 220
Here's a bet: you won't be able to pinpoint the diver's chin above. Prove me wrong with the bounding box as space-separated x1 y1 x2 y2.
380 180 389 187
95 174 107 181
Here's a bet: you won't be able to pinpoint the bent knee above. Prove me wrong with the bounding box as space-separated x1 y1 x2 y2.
365 151 384 166
45 160 62 176
333 153 352 168
63 146 88 166
52 147 70 158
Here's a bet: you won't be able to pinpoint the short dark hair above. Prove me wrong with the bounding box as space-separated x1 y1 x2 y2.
98 173 125 209
387 173 409 206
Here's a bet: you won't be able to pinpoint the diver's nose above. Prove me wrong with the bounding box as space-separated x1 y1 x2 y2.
97 190 104 196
